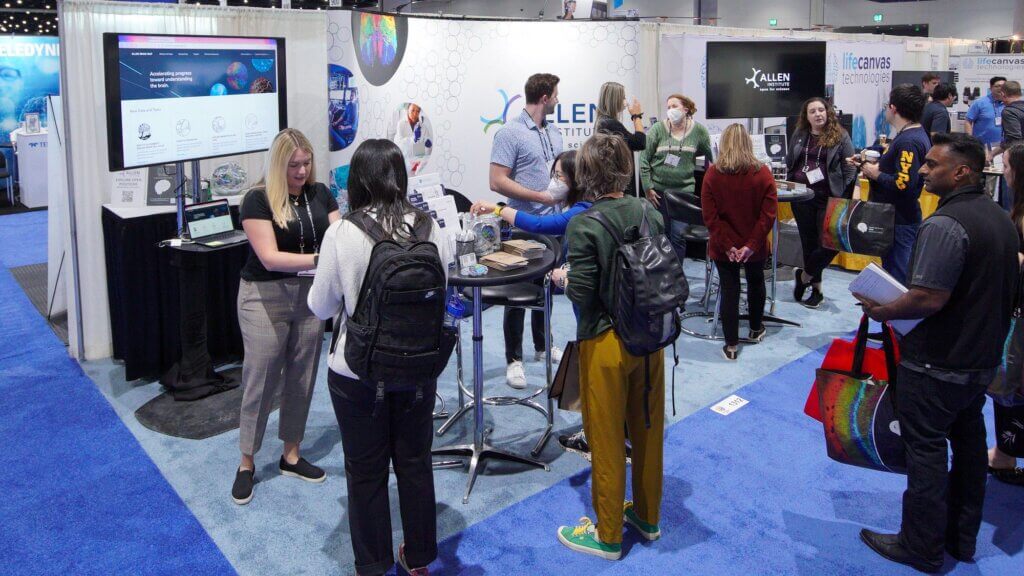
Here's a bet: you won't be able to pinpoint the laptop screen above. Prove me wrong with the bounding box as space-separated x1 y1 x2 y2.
186 201 234 239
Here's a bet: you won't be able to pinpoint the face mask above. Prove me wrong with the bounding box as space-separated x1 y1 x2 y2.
546 177 569 202
667 108 685 124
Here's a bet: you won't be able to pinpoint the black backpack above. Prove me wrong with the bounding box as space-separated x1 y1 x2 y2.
334 209 456 409
587 201 688 425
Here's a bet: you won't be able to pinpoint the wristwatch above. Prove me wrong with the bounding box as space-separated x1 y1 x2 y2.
493 202 506 217
631 113 644 120
313 254 319 267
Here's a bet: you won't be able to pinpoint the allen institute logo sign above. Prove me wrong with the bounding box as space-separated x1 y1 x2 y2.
481 89 522 133
745 67 791 92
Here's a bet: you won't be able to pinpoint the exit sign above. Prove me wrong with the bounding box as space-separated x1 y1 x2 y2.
873 13 883 23
769 18 777 27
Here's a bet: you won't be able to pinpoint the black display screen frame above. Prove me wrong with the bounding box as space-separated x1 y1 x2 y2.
706 41 827 120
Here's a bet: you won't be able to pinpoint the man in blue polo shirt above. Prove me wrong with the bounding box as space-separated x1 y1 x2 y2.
965 76 1006 147
489 72 564 389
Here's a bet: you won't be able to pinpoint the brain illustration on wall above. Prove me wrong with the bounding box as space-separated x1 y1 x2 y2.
353 12 408 86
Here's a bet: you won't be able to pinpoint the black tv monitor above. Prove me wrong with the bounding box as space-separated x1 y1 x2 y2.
706 41 826 120
890 70 956 90
103 33 287 172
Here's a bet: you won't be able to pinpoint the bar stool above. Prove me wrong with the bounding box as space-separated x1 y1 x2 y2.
437 230 560 457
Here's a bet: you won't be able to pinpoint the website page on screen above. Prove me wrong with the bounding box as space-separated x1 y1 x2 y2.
117 35 280 168
186 202 234 239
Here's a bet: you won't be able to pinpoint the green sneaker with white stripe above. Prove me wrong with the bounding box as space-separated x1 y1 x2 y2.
557 517 622 560
624 501 661 541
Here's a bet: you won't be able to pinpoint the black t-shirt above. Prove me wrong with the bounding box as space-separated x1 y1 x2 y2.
240 182 340 281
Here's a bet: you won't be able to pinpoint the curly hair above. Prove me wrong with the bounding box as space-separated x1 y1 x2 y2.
795 97 844 149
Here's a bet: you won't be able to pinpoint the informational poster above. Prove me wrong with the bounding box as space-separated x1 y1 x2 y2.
327 11 641 205
0 36 59 160
951 54 1024 109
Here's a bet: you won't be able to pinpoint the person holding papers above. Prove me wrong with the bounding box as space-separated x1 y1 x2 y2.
854 133 1019 573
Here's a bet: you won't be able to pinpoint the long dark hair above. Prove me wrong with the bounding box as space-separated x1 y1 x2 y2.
1007 143 1024 232
795 97 843 149
552 150 585 206
347 139 418 240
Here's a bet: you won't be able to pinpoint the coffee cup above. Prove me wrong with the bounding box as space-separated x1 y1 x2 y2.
861 150 881 164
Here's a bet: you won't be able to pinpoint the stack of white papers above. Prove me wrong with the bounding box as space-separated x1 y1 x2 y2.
848 263 922 336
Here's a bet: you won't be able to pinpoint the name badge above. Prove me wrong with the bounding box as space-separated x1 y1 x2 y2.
995 116 1003 127
806 167 825 185
665 154 681 167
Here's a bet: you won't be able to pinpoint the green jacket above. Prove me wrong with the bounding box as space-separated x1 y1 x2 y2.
639 120 714 194
565 195 666 341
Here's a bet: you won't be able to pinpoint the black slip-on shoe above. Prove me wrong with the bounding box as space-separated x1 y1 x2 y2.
748 326 766 343
859 529 942 573
793 267 810 302
722 345 739 361
279 456 326 483
803 289 824 309
232 468 255 505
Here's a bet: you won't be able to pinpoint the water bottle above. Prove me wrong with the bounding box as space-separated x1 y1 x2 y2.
443 288 464 329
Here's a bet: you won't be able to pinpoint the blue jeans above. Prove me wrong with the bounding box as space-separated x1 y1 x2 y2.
882 223 919 286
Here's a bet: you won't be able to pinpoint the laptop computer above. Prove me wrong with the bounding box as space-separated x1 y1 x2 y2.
184 199 248 248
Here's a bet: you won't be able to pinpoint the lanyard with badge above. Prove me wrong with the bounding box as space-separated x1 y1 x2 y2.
664 118 694 168
291 189 318 254
536 118 556 172
803 136 825 185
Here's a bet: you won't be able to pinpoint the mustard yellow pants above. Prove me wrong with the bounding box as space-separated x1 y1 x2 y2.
579 329 665 545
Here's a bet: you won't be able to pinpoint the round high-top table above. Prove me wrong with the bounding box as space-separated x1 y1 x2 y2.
432 250 557 503
770 186 816 317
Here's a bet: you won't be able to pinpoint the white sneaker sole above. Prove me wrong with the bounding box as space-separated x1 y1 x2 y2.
557 530 621 560
624 516 661 541
280 469 327 484
561 443 592 462
232 491 253 505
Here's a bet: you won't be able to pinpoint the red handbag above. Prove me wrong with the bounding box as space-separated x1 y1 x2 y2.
803 316 900 422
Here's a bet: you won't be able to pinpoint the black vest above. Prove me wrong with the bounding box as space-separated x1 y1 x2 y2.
900 185 1019 370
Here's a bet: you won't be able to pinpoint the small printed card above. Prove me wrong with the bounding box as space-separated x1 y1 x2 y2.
710 395 749 416
459 252 478 269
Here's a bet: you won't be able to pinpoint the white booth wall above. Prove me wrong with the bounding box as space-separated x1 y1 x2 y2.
59 0 328 360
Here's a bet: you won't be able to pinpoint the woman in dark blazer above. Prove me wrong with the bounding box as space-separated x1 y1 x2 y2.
594 81 645 197
787 97 857 309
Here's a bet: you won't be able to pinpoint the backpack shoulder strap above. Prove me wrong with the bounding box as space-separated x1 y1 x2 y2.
344 209 388 243
410 210 433 242
638 201 652 238
586 208 624 246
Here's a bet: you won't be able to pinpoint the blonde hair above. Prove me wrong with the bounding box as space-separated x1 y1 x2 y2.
259 128 316 229
715 124 761 174
596 82 626 122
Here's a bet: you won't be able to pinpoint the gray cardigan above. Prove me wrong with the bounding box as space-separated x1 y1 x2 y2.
786 129 857 198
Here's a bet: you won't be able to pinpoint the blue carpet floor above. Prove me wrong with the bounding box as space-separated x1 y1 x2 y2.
0 213 235 575
0 210 48 267
429 346 1024 575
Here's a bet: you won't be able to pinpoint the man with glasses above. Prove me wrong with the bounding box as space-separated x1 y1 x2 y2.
965 76 1006 148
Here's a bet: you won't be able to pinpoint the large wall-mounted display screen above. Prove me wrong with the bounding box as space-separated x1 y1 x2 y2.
706 41 826 120
103 33 287 171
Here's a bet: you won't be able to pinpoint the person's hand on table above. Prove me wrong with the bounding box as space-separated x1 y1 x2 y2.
853 293 885 321
470 200 499 216
645 189 661 208
860 161 881 180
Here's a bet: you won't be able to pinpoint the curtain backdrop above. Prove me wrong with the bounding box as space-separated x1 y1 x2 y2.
62 0 326 360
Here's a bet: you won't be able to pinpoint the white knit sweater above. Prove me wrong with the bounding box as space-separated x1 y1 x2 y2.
307 213 452 379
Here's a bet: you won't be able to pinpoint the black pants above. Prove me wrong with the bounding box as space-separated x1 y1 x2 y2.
715 260 765 346
504 285 547 364
895 366 989 562
791 193 838 284
328 371 438 576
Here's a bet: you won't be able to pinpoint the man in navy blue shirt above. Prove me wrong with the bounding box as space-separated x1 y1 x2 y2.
850 84 931 286
965 76 1006 147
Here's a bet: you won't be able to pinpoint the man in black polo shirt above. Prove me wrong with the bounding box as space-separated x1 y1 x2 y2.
855 132 1019 573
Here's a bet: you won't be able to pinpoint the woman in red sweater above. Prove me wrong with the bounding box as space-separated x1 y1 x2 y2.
701 124 778 360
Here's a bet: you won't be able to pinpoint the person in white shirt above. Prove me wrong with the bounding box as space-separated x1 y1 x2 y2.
307 139 451 576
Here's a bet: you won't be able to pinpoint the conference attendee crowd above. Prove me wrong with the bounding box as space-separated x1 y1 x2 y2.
229 72 1024 576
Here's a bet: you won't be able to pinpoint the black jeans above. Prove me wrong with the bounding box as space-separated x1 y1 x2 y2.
715 260 766 346
503 285 547 364
328 371 438 576
895 366 989 562
791 193 838 284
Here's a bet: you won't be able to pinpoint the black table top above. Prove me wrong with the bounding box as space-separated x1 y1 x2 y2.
163 238 249 254
777 188 816 203
449 249 557 287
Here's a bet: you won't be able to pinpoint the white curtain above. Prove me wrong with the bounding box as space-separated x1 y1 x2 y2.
62 0 327 360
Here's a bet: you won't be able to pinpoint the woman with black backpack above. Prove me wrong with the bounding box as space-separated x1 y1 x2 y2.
308 139 452 576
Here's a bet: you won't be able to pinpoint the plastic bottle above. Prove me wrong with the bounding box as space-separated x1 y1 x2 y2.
443 288 465 329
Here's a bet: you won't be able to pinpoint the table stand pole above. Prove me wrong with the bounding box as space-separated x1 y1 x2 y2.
531 276 554 457
175 161 187 238
770 217 779 315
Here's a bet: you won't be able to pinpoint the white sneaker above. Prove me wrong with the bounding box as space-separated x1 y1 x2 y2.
534 345 564 364
506 360 527 389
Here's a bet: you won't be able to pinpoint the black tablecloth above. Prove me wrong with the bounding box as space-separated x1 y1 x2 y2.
102 206 248 381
